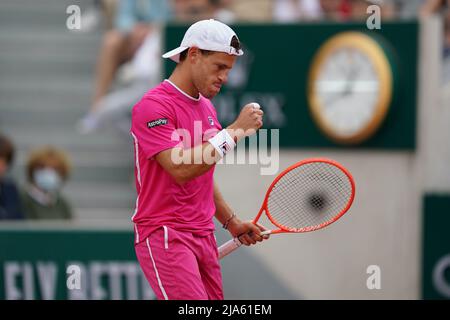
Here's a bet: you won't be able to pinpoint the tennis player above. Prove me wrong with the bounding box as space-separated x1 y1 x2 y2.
131 19 267 300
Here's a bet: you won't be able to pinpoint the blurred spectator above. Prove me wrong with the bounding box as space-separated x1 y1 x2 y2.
272 0 419 22
173 0 236 23
394 0 423 19
73 0 120 33
78 0 236 135
349 0 372 19
421 0 450 58
267 0 415 22
273 0 354 22
421 0 450 16
77 0 173 134
273 0 322 22
102 0 120 29
0 134 24 220
212 0 237 23
446 11 450 57
348 0 398 20
319 0 351 21
230 0 272 21
21 147 73 220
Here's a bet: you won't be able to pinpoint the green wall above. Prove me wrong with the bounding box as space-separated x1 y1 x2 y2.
0 229 153 300
422 195 450 299
164 21 418 149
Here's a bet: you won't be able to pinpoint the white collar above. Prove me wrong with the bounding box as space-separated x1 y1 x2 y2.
164 79 201 101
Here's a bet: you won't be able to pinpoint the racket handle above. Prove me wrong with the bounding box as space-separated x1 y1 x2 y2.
218 237 242 260
218 230 272 260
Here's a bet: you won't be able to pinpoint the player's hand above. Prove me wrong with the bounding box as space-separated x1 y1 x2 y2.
226 102 263 142
227 217 269 246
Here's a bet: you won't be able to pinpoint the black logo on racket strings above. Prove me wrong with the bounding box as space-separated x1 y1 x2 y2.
147 118 168 129
308 192 328 211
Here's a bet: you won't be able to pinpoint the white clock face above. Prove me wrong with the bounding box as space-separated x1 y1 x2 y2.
314 47 381 138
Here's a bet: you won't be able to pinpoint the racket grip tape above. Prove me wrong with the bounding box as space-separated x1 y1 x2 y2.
218 231 271 260
218 237 242 260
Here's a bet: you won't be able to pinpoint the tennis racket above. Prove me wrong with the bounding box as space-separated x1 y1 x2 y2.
218 158 355 259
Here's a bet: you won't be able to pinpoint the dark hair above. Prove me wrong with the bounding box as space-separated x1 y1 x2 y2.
26 146 72 182
230 35 241 52
178 35 241 62
179 48 188 62
0 133 15 166
179 48 213 62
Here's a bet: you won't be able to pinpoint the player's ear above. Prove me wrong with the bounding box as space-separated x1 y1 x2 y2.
188 47 200 64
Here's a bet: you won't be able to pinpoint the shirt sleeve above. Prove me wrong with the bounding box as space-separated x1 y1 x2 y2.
131 98 182 159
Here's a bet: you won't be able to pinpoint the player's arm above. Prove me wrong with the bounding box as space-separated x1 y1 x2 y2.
213 181 267 246
155 136 228 185
155 103 263 184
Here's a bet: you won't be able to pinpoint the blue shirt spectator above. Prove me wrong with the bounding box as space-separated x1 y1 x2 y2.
115 0 173 33
0 178 24 219
0 134 24 220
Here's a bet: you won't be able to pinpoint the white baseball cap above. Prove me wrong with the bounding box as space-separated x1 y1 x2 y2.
162 19 244 63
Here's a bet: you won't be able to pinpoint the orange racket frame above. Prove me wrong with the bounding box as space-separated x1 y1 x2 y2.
218 158 355 259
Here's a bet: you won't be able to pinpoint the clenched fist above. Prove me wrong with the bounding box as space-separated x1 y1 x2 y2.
226 102 263 142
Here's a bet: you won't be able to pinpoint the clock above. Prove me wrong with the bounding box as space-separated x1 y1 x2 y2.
307 31 397 144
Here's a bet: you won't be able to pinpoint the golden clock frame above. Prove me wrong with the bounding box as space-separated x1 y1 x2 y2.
307 31 394 145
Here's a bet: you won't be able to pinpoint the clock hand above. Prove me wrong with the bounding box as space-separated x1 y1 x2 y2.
321 86 347 108
320 63 361 107
343 64 361 95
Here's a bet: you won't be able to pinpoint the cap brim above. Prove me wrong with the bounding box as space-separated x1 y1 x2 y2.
162 46 189 63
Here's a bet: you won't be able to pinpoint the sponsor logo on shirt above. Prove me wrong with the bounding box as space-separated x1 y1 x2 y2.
147 118 168 129
208 116 214 126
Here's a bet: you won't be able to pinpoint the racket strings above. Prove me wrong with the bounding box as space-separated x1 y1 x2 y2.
267 162 352 231
275 166 350 228
273 169 350 228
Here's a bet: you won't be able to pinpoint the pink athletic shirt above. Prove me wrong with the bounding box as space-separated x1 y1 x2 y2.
130 80 222 244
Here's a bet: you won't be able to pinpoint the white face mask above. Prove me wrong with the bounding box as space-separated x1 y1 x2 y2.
33 168 62 193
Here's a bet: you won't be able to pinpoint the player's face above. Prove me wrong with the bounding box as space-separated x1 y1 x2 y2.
191 51 236 99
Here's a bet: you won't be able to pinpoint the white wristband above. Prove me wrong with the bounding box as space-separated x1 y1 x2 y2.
208 129 236 158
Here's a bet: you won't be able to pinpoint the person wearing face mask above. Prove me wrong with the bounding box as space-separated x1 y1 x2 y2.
0 134 24 220
21 146 73 220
